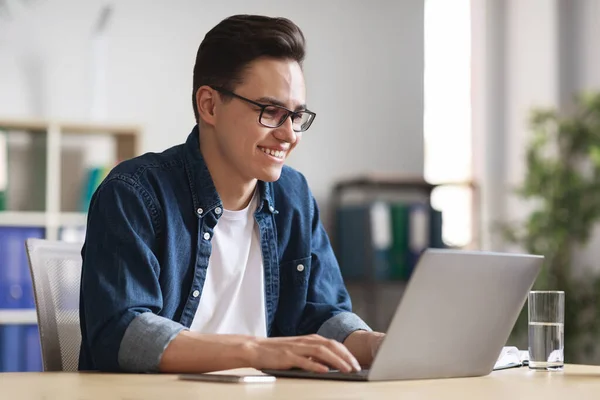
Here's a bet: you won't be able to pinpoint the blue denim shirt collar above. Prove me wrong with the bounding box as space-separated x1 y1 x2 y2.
182 125 276 215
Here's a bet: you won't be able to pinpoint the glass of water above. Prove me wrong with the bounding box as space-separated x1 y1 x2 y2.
528 291 565 370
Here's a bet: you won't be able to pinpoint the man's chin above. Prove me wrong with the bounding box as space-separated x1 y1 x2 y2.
256 167 283 182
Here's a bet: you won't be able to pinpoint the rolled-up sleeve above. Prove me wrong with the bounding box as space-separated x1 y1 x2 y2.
80 176 182 372
317 312 371 343
118 312 185 372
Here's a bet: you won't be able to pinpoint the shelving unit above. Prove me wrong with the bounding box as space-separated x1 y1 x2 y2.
0 118 141 331
0 212 47 227
331 174 479 332
0 118 141 238
0 212 88 231
0 310 37 325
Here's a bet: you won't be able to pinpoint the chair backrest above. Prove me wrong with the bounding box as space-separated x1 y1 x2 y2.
25 238 83 372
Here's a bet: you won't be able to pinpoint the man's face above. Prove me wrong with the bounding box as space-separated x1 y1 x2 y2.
212 57 307 182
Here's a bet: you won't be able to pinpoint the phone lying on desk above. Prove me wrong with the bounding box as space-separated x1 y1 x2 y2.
179 373 276 384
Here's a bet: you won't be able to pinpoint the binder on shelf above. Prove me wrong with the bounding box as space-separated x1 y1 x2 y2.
370 201 393 280
407 203 431 278
336 204 369 280
389 203 410 280
429 207 444 249
24 324 43 372
337 200 446 282
80 165 110 212
0 325 43 372
0 325 21 372
336 202 392 281
0 226 45 308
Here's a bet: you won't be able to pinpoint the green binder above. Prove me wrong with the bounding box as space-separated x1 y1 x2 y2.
390 203 410 280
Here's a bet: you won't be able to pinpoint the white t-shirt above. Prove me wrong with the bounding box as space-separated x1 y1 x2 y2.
189 190 267 337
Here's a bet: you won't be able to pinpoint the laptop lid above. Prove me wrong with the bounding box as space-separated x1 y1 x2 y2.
368 249 543 381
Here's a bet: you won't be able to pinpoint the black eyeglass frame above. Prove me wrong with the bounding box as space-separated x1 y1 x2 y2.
210 86 316 132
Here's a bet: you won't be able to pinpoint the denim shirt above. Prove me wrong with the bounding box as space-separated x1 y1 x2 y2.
78 125 370 372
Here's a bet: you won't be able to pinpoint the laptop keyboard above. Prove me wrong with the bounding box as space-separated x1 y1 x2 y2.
325 369 370 378
262 368 371 381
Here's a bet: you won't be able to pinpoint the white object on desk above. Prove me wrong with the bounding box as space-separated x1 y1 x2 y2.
494 346 529 370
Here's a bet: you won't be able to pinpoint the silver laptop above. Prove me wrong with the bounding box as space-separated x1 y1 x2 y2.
263 249 543 381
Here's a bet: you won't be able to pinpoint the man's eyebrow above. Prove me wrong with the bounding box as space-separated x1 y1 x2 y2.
256 96 307 111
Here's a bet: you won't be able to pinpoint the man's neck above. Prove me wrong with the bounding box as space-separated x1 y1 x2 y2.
214 176 257 211
199 129 257 211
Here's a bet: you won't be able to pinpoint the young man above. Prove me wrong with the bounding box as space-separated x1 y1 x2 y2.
78 14 384 373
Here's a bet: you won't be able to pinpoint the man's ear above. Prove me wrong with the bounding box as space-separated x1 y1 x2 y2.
196 86 218 127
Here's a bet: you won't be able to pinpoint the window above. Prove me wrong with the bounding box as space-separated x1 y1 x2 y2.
424 0 473 247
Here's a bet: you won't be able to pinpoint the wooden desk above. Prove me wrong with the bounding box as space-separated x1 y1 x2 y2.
1 365 599 399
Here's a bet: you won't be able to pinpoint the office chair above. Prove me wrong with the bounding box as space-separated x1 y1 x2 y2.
25 238 83 372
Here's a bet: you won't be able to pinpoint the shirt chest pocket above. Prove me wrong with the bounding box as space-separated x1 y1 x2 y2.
277 256 311 334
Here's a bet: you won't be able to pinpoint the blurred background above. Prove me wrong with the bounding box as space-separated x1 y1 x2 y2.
2 0 600 371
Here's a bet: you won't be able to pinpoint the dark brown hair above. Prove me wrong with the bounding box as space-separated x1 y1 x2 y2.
192 14 306 122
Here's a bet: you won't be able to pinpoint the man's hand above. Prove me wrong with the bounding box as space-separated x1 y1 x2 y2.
343 330 386 367
244 334 362 373
160 331 369 374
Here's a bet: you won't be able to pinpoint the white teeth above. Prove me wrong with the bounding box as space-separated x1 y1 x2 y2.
259 147 285 159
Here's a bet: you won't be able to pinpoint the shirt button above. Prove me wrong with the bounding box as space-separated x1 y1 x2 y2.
297 264 305 272
192 290 200 298
269 206 275 213
196 208 203 215
215 207 222 215
203 232 211 240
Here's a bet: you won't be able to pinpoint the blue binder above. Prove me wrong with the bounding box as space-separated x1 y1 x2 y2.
24 324 43 371
336 203 391 281
0 227 44 372
429 206 445 249
0 325 21 372
0 226 45 308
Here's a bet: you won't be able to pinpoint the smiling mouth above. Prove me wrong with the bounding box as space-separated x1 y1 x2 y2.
258 146 286 160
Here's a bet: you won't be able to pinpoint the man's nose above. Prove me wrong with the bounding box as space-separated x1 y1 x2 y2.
274 116 297 144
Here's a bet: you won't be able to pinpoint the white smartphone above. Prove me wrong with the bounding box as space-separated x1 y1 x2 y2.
179 373 276 384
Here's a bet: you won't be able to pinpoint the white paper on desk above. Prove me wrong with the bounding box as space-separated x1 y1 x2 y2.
493 346 529 370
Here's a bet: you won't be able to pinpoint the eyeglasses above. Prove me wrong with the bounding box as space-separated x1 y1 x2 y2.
211 86 316 132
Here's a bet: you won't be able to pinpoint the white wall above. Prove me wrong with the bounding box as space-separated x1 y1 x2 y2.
0 0 424 225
